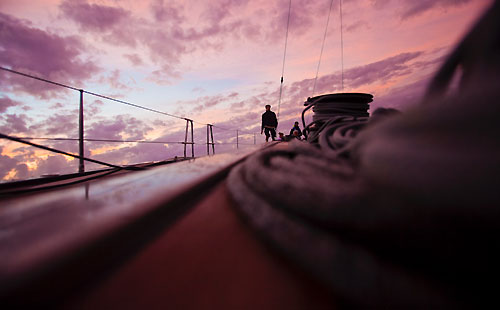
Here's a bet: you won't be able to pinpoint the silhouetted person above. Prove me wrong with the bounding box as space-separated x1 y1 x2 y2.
261 104 278 142
292 130 302 140
278 132 285 141
289 121 302 138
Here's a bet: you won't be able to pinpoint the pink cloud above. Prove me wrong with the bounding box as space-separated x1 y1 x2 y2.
401 0 473 19
230 95 263 112
265 0 332 41
343 51 424 87
86 115 153 143
98 69 134 91
0 114 30 134
0 147 18 179
123 53 144 66
220 50 441 133
35 154 78 176
59 0 137 47
42 113 79 136
0 12 100 99
147 64 182 85
345 20 370 32
55 1 298 83
50 102 65 109
370 77 429 110
199 0 249 23
84 99 104 118
59 0 129 32
192 87 205 93
0 96 20 112
281 51 423 99
0 144 79 181
371 0 481 19
59 1 186 80
149 0 184 23
181 92 241 114
92 143 175 166
213 111 260 133
12 163 29 180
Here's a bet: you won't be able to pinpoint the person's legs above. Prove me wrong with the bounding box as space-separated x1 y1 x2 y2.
270 128 276 141
264 128 270 142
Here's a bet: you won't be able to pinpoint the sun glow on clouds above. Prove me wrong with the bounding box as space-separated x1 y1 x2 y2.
0 0 494 181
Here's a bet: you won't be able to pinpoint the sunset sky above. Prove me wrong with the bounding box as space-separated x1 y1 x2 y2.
0 0 493 181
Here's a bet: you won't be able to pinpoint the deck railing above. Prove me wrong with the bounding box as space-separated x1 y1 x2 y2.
0 66 257 175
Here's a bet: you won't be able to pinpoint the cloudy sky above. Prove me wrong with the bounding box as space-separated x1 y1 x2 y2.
0 0 493 181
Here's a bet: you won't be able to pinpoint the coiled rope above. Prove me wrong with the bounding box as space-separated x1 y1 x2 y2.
301 93 372 146
227 3 500 308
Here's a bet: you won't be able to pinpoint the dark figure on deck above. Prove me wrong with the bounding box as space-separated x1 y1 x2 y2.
292 130 302 140
289 121 302 138
261 104 278 142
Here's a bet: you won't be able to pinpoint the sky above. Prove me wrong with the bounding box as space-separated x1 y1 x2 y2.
0 0 494 182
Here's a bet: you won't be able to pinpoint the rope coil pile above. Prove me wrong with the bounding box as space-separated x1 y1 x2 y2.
227 2 500 307
301 93 372 153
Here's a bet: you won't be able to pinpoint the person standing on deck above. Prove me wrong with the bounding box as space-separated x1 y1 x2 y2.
261 105 278 142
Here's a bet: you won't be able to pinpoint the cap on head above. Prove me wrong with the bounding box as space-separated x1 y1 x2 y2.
265 104 271 109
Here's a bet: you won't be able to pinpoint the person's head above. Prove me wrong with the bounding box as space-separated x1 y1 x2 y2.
265 104 271 111
279 132 284 138
294 121 299 127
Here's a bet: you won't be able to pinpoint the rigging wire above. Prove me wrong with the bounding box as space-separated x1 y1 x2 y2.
0 66 255 134
312 0 335 96
277 0 292 122
340 0 345 91
0 133 143 171
9 137 186 144
9 136 254 146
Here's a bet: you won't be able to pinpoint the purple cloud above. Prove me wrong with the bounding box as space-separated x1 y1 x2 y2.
292 51 423 97
401 0 473 19
345 20 370 32
50 102 65 109
42 113 79 136
370 77 429 111
370 0 478 19
12 163 29 180
59 0 129 32
150 0 184 23
0 114 30 134
98 69 134 91
0 96 20 113
0 12 100 99
123 53 144 66
147 64 182 85
344 52 423 87
84 99 104 118
86 115 153 143
35 154 79 176
0 146 18 179
230 50 440 132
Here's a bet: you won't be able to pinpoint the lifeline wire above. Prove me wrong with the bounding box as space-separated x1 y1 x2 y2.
0 133 143 171
0 66 255 135
8 136 255 147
